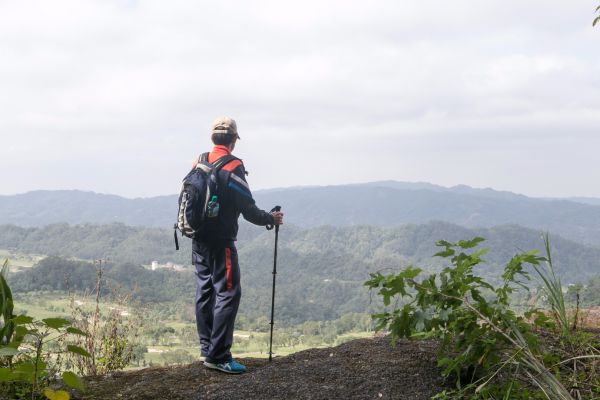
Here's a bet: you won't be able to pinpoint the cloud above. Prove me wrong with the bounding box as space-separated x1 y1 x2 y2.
0 0 599 198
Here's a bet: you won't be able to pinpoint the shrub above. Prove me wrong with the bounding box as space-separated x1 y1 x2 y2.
0 259 89 400
67 261 142 376
365 237 574 399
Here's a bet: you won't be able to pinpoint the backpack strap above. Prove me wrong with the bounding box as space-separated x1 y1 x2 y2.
211 155 241 193
196 153 240 176
210 154 240 171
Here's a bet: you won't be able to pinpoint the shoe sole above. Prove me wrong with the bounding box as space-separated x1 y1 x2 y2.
203 361 245 374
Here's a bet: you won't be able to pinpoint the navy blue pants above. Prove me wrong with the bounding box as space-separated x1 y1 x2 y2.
192 240 241 363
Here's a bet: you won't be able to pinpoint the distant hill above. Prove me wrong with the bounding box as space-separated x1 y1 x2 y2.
0 190 174 227
2 183 600 247
569 197 600 206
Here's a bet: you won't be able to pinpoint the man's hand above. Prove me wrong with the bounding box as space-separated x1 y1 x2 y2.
271 211 284 225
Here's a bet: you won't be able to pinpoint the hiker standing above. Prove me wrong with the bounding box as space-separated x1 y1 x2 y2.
193 117 283 374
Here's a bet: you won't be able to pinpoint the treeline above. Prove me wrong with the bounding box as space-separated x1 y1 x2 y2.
9 253 600 330
9 256 195 303
6 221 600 325
0 223 192 265
2 222 600 283
0 222 264 265
7 255 380 325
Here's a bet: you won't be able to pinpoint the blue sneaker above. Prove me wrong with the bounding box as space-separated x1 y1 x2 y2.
203 359 247 374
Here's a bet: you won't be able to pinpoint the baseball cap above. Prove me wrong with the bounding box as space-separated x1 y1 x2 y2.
211 116 241 139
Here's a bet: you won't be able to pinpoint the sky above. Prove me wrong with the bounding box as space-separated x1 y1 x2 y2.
1 0 599 199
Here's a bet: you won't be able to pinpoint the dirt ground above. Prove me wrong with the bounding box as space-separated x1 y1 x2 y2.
75 336 448 400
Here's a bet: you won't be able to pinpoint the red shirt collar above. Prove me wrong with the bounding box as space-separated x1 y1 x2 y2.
212 145 231 155
208 145 233 164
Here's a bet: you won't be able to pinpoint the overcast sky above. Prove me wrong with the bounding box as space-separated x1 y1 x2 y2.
1 0 599 198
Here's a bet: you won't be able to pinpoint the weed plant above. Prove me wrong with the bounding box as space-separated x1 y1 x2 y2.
0 259 89 400
365 237 599 399
532 234 570 337
68 261 142 376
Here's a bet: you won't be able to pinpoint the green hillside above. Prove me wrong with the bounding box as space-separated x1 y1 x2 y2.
4 221 600 325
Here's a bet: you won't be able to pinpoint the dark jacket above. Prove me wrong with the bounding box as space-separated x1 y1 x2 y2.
195 146 274 243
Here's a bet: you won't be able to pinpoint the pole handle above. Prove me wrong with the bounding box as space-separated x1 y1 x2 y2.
266 205 282 231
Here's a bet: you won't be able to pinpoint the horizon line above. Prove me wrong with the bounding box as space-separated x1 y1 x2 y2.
0 180 598 202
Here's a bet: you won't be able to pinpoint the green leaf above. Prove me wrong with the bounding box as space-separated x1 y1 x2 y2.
14 325 28 337
457 237 485 249
42 317 71 329
12 315 34 325
399 267 422 279
66 327 88 337
435 240 453 247
62 371 84 390
434 249 454 258
67 345 91 358
414 310 426 332
36 360 48 372
44 389 70 400
0 367 13 382
439 308 451 322
15 362 36 373
0 347 19 356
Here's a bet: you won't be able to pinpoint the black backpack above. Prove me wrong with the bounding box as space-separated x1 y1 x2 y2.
174 153 238 249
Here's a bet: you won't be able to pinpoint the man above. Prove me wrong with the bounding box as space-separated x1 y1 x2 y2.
192 116 284 374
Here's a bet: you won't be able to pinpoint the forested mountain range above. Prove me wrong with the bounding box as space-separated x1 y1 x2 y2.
3 183 600 323
2 183 600 247
4 221 600 325
3 221 600 282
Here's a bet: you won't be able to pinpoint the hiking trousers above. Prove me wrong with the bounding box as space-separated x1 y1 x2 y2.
192 240 241 363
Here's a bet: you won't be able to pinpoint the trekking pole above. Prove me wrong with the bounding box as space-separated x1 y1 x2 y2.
266 205 281 362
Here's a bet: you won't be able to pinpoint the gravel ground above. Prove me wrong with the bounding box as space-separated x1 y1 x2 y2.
76 336 448 400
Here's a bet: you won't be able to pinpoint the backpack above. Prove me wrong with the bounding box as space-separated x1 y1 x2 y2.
174 153 238 250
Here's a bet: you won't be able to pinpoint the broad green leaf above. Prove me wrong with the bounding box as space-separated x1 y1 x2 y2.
457 237 485 249
12 315 34 325
414 310 426 332
15 361 36 374
434 249 454 258
399 267 422 279
42 318 71 330
62 371 84 390
0 367 13 381
15 325 28 337
44 389 70 400
67 345 91 358
66 327 88 337
36 360 48 372
439 308 451 322
0 347 19 356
